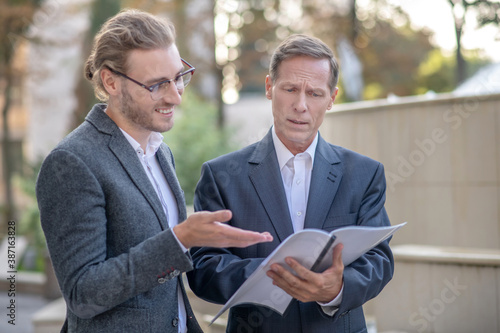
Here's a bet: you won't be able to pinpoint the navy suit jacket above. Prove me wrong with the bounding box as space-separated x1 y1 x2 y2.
36 104 203 333
187 129 394 333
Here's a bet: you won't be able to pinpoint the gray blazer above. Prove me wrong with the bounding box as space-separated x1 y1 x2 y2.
188 129 394 333
36 104 203 333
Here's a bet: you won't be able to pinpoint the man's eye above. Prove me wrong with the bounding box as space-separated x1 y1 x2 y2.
158 81 170 89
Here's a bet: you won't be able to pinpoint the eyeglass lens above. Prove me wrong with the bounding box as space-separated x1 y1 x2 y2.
150 71 192 101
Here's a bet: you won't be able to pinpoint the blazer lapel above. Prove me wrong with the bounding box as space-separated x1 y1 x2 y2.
86 105 169 230
108 135 170 230
304 135 343 230
248 130 294 242
156 145 187 222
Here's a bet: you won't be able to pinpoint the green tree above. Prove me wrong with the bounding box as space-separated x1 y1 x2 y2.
416 48 490 94
447 0 500 84
163 92 237 205
217 0 441 101
15 162 45 271
73 0 121 128
358 19 435 99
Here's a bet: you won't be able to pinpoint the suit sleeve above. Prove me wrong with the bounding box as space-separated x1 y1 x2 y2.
186 162 263 304
36 149 193 319
332 162 394 320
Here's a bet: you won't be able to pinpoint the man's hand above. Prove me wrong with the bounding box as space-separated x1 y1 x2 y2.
173 210 273 249
266 243 344 303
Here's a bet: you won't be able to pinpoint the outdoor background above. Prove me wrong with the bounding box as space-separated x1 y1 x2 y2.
0 0 499 332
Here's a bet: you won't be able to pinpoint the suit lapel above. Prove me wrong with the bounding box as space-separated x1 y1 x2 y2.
304 135 343 230
249 131 294 242
86 105 169 230
156 145 187 222
108 134 169 230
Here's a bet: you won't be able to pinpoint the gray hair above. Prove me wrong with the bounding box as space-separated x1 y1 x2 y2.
269 34 339 93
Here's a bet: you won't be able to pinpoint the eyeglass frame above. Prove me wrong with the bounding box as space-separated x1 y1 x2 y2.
107 58 195 100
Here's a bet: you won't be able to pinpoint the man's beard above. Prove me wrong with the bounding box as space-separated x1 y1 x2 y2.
119 86 173 134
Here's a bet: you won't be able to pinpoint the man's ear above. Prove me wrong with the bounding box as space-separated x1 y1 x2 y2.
265 75 272 100
101 68 120 97
327 87 339 110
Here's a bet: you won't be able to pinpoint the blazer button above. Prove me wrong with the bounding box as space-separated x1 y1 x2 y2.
169 269 180 278
172 317 179 327
158 277 167 284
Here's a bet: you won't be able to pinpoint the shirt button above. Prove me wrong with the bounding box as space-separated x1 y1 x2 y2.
297 211 302 216
296 179 302 185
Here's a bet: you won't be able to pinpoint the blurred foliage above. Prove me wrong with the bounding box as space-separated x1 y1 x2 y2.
216 0 494 102
0 0 41 68
357 19 434 99
1 0 41 227
73 0 121 128
14 161 46 272
415 49 490 94
416 50 456 95
220 0 435 100
447 0 500 83
89 0 121 37
164 91 238 205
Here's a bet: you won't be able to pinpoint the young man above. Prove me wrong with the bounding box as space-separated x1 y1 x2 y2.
36 9 271 333
188 34 394 332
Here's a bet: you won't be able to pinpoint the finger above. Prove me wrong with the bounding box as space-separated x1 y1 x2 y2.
215 223 273 247
269 262 303 286
267 264 305 300
207 209 232 223
187 210 232 225
332 243 344 268
284 257 314 280
267 263 294 287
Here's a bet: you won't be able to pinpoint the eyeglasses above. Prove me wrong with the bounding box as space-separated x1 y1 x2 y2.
108 58 195 101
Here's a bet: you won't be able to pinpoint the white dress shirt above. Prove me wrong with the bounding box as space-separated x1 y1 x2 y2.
271 127 343 315
120 129 187 333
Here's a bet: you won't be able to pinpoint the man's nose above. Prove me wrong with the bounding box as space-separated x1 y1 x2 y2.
294 92 307 112
162 83 182 105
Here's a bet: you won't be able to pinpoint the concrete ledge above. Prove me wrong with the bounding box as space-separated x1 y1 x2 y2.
393 244 500 266
0 271 45 294
32 297 66 333
365 244 500 332
328 92 500 113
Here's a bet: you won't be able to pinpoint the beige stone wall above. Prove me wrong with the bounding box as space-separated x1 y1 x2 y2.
366 245 500 333
321 93 500 249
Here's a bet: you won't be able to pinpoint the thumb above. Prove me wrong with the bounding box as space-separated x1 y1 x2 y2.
332 243 344 268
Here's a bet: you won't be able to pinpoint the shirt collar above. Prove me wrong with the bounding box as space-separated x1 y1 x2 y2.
272 126 318 170
119 129 164 156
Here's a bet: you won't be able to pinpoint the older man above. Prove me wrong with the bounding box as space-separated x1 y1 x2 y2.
188 34 394 333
